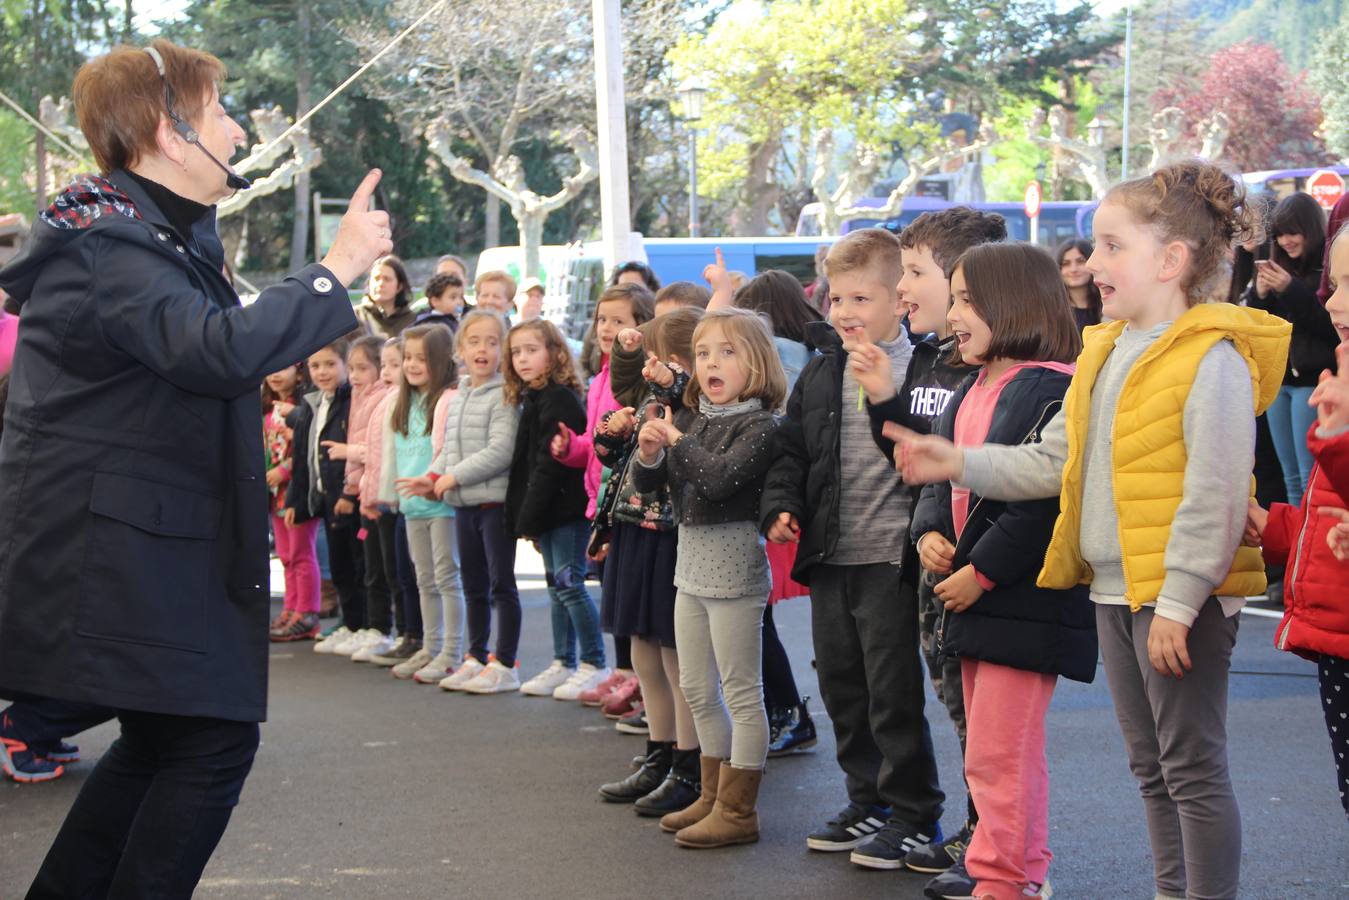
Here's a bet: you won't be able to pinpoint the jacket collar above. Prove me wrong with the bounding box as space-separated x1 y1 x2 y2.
105 169 226 271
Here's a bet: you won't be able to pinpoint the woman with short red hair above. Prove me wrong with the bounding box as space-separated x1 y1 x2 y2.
0 38 391 897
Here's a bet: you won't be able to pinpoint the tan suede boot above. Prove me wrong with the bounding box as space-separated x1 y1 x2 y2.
659 755 721 833
674 763 761 849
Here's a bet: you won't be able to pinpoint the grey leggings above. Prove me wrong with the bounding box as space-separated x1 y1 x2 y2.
674 589 768 770
1098 601 1241 900
405 515 464 661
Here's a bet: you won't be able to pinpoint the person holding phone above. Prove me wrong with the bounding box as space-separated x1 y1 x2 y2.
1246 192 1338 506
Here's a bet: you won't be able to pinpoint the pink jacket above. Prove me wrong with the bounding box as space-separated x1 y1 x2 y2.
0 308 17 377
344 380 390 497
360 388 452 510
555 359 619 519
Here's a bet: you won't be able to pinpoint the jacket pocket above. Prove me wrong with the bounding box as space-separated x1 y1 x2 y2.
76 472 222 653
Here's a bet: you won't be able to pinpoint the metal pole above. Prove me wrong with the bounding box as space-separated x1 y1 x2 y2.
592 0 633 274
1121 1 1133 179
688 128 700 238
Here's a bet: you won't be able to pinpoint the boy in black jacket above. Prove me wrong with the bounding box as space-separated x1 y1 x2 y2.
285 339 366 646
862 207 1006 878
761 228 944 870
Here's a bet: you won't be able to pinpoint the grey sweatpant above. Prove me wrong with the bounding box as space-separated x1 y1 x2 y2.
405 516 464 662
1098 601 1241 900
674 589 768 770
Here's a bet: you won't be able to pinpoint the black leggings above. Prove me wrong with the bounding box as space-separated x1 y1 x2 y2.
1320 654 1349 818
762 604 802 711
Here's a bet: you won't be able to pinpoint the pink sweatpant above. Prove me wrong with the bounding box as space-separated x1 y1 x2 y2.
961 657 1057 900
272 514 321 614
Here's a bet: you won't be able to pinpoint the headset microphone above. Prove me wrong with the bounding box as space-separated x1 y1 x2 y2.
144 47 252 193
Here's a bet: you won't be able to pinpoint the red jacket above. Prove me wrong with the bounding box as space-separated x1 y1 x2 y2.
1264 423 1349 660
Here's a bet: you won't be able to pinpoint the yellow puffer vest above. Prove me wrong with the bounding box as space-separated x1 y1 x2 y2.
1037 303 1291 608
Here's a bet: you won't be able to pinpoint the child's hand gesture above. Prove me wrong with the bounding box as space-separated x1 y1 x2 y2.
766 511 800 544
551 422 575 459
1243 499 1268 547
606 407 637 437
643 353 675 388
1327 514 1349 561
1147 615 1192 678
934 564 984 612
917 531 955 575
283 507 297 528
617 328 643 353
848 340 898 403
360 502 381 520
274 401 295 419
703 247 733 308
880 422 964 484
321 440 349 461
433 472 458 499
637 419 667 464
1308 343 1349 434
334 498 355 516
265 467 285 488
395 475 436 499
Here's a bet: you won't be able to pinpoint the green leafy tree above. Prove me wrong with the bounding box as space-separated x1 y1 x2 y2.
1310 20 1349 160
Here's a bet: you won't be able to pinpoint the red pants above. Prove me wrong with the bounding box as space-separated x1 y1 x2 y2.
272 515 321 614
961 657 1057 900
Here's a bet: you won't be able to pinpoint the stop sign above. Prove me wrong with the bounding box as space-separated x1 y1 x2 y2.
1306 169 1345 210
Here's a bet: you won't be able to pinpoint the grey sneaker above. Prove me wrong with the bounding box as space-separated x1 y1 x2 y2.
392 648 433 680
370 636 421 668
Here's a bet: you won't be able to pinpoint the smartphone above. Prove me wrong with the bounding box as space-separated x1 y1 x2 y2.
1254 241 1272 262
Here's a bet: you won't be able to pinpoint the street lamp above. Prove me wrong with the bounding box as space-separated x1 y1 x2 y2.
676 79 707 238
1086 116 1107 148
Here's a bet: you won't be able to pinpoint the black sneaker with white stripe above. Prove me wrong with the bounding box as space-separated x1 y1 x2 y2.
805 802 890 851
849 818 942 870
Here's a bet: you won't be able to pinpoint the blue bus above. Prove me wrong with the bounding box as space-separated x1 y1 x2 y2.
639 236 836 288
795 198 1094 245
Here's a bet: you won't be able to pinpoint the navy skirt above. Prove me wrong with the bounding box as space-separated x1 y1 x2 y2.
601 522 678 648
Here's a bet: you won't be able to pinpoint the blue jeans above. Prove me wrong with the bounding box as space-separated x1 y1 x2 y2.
1266 385 1317 506
538 519 606 668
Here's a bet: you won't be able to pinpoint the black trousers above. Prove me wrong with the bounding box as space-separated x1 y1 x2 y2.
456 504 522 667
762 604 802 711
393 514 422 639
27 710 259 900
810 561 945 825
324 514 366 631
361 514 398 635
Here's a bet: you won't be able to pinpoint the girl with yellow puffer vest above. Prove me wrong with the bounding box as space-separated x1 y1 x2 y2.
887 160 1291 900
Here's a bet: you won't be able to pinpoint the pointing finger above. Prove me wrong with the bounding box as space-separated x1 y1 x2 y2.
348 168 382 214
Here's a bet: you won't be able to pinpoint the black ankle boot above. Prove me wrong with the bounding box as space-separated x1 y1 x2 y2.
633 746 702 817
767 697 818 757
599 740 672 803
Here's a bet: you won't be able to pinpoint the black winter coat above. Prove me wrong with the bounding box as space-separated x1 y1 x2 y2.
285 384 357 524
758 321 864 584
0 171 356 722
1246 264 1338 386
910 367 1097 683
506 381 589 538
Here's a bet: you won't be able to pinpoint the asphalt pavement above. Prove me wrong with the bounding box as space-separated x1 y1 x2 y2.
2 549 1346 899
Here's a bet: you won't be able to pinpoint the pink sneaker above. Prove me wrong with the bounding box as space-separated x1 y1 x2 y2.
601 675 642 720
580 669 631 707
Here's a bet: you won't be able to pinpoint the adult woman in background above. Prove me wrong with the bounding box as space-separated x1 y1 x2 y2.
0 39 389 898
1055 238 1102 330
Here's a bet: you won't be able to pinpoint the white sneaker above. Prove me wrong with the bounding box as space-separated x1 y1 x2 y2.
520 660 574 697
351 632 397 663
412 652 457 684
392 648 433 680
553 663 610 701
461 659 521 695
313 626 353 654
332 628 379 657
438 657 486 692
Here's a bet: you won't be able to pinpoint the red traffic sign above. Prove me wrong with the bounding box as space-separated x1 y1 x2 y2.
1306 169 1345 210
1024 181 1043 219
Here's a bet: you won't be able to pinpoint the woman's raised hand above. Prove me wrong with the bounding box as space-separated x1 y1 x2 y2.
320 169 394 287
